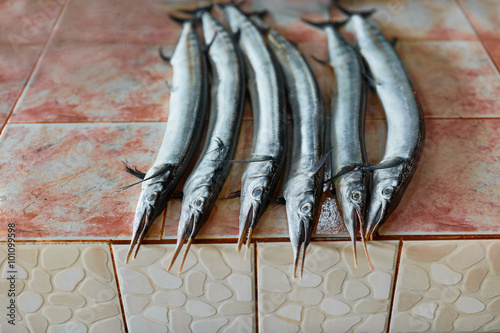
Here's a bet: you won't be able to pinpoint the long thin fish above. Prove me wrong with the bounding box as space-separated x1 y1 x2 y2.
221 4 286 251
340 6 425 239
167 7 246 274
250 15 325 277
303 18 371 268
125 17 208 262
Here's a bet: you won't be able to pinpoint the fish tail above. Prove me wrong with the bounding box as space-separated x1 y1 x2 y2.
336 3 375 19
179 4 213 17
169 14 201 26
301 18 347 31
246 10 268 19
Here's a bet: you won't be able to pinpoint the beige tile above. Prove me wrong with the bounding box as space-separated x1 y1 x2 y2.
113 244 256 333
0 243 124 331
391 240 500 332
257 241 399 333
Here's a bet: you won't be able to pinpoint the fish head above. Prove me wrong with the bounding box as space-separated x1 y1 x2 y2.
127 167 173 262
237 161 278 250
336 171 368 240
284 177 321 277
177 184 214 241
366 167 404 238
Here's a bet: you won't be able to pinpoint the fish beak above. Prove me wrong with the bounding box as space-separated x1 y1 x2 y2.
287 212 313 279
168 208 200 275
126 202 154 264
366 199 387 241
237 197 260 253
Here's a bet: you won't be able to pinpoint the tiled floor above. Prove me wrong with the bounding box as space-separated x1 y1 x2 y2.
1 0 500 332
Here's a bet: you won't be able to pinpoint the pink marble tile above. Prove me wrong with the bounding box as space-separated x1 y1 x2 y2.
484 41 500 71
459 0 500 40
375 119 500 235
0 122 167 239
162 119 347 240
397 41 500 118
268 0 477 43
52 0 186 44
12 43 172 123
0 0 64 47
0 45 41 124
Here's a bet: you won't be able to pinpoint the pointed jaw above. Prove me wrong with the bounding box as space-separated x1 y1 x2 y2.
365 199 388 241
168 208 201 275
287 213 314 279
126 203 155 263
237 198 260 252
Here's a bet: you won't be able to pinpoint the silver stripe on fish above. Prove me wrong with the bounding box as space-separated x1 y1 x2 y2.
125 17 209 262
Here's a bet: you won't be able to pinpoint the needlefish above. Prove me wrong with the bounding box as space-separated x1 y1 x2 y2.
167 6 246 274
303 17 372 269
249 14 325 277
221 4 286 252
339 5 425 240
124 16 208 262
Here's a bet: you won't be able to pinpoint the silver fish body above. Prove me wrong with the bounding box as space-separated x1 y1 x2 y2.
253 16 325 276
326 25 368 252
169 11 246 271
223 5 286 250
349 15 425 238
127 19 208 262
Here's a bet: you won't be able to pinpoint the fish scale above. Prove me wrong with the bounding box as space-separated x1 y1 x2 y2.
126 18 208 262
167 8 246 273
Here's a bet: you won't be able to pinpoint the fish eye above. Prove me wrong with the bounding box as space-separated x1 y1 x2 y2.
382 187 394 196
193 198 205 208
148 192 158 201
351 191 362 201
301 203 312 214
252 187 263 198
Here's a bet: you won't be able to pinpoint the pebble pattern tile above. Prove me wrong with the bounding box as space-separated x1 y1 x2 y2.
113 244 256 333
257 241 399 333
0 243 124 332
391 240 500 332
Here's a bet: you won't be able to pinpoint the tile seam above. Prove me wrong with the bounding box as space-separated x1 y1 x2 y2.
109 241 129 333
456 0 500 76
0 0 69 138
5 116 500 126
254 242 259 333
386 239 403 333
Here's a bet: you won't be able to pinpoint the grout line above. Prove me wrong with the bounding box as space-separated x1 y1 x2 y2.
254 242 259 333
4 232 500 245
456 0 500 76
386 239 403 333
159 208 167 240
109 241 130 333
4 116 500 127
0 0 69 138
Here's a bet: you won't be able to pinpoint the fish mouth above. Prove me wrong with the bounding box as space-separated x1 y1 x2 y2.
237 202 259 252
126 204 155 263
287 213 313 279
167 209 201 275
366 199 388 240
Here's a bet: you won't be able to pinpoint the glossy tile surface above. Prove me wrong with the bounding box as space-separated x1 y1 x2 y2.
254 0 477 43
459 0 500 40
391 240 500 332
257 241 398 333
398 41 500 118
113 244 256 333
0 243 124 331
52 0 182 44
377 119 500 235
0 123 166 240
0 45 40 124
12 43 172 123
0 0 64 46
